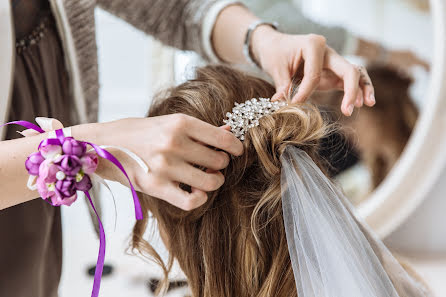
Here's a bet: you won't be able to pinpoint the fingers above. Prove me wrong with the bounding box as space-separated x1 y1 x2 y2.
139 162 220 211
324 49 361 116
341 67 361 116
169 162 225 193
220 125 231 131
184 116 243 156
292 35 326 103
355 88 364 108
158 181 208 211
182 140 230 170
271 68 292 101
149 147 225 193
357 66 375 106
324 48 377 115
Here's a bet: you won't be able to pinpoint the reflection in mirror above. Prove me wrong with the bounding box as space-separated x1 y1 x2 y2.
224 0 433 205
314 65 420 204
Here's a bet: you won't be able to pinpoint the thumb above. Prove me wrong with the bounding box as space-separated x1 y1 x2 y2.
271 70 292 102
219 125 231 131
35 117 64 132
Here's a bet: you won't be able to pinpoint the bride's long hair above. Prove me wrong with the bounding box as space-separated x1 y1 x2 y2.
132 65 328 297
131 65 426 297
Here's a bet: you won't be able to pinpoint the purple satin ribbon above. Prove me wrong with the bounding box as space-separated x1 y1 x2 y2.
84 190 106 297
2 120 45 134
1 121 143 297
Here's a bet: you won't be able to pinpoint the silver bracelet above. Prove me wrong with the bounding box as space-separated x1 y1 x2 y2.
243 20 279 68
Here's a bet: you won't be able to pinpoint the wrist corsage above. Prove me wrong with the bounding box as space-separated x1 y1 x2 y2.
26 134 98 206
1 120 146 297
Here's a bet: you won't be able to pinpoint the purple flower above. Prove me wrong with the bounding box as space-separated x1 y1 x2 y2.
55 155 82 176
62 137 86 157
39 159 59 183
81 153 98 174
25 152 44 176
55 177 77 198
36 177 56 200
40 142 62 160
50 193 78 207
76 174 92 192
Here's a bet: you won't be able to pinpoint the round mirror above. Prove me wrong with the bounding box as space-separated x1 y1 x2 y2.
165 0 446 238
358 0 446 237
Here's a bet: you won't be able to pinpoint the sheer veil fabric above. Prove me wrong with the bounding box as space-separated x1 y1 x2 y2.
280 146 430 297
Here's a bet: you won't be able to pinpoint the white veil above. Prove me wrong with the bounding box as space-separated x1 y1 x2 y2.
280 146 430 297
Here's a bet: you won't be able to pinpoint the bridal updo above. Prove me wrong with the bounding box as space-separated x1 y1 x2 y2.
132 65 330 297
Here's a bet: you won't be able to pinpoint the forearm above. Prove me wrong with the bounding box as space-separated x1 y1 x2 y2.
0 133 49 209
212 4 259 64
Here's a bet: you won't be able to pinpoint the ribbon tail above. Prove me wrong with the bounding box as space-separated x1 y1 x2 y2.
0 121 45 134
91 173 118 232
98 145 149 174
84 141 143 220
84 191 106 297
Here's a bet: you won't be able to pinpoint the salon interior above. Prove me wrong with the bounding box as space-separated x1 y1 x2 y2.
57 0 446 296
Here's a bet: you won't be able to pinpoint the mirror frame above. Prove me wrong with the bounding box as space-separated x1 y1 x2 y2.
357 0 446 238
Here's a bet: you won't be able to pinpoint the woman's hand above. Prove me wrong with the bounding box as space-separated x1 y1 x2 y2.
90 115 243 211
251 26 376 116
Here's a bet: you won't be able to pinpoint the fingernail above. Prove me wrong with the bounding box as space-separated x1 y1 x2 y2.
347 104 354 116
370 94 376 105
36 117 53 131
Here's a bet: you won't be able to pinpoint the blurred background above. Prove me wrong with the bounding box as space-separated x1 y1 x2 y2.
59 0 446 296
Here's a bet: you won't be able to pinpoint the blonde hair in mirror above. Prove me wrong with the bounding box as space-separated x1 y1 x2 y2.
132 65 329 297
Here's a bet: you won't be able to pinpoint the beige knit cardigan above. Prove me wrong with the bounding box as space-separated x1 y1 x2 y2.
0 0 237 138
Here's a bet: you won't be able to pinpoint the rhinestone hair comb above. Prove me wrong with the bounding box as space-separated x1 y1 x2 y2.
223 98 287 140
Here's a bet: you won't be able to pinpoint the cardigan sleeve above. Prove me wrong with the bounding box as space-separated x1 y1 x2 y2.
97 0 241 61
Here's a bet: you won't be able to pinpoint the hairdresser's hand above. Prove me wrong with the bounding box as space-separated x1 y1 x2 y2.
251 26 375 116
94 115 243 211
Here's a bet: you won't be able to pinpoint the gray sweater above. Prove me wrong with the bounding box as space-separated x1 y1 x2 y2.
51 0 231 122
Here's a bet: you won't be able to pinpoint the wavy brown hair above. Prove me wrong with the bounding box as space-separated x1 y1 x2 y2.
132 65 330 297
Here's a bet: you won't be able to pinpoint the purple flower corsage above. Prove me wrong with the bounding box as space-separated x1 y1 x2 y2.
26 137 98 206
2 120 146 297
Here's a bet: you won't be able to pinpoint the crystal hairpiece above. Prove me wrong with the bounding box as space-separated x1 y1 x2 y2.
223 98 287 140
